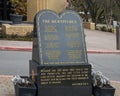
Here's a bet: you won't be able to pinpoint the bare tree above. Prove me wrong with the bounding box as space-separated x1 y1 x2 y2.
103 0 116 30
115 0 120 8
84 0 104 26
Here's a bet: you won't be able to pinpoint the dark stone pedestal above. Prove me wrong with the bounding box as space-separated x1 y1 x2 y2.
29 60 92 96
93 85 115 96
15 77 36 96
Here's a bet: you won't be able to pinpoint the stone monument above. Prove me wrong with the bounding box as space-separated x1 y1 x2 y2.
29 9 92 96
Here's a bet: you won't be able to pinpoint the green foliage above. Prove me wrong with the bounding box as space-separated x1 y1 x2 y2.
113 0 120 21
84 0 104 24
68 0 104 26
0 33 32 41
10 0 27 16
96 24 113 32
100 26 107 31
115 0 120 8
68 0 120 30
69 0 84 11
0 32 6 38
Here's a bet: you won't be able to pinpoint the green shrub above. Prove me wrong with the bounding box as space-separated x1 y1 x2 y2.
0 32 6 38
100 26 112 32
101 26 107 31
10 0 27 16
0 33 32 41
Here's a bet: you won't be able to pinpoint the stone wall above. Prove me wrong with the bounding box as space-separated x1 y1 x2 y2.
83 22 95 30
2 24 33 36
27 0 48 22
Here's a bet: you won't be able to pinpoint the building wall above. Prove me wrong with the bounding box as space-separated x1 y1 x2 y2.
27 0 67 22
27 0 48 22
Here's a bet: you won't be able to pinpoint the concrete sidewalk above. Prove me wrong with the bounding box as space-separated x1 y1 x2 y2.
85 29 120 54
0 28 120 53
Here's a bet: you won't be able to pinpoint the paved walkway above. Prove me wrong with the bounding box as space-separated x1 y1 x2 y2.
0 28 120 96
85 29 116 50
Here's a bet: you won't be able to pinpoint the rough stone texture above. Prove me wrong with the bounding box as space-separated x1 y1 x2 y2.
111 81 120 96
0 75 15 96
2 24 33 36
83 22 95 30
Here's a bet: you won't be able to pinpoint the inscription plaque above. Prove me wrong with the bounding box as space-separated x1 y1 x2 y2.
39 65 91 86
29 60 92 96
32 10 88 64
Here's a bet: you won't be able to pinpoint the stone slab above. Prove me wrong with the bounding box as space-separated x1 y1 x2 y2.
2 24 33 36
32 10 88 64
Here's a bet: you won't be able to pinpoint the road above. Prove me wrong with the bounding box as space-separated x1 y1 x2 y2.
88 54 120 81
0 50 120 81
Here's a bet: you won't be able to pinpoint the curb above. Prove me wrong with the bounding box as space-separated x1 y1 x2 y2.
0 46 120 54
111 80 120 84
87 50 120 54
0 46 32 51
0 47 120 54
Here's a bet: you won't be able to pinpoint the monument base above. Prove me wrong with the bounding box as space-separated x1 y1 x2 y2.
29 60 92 96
